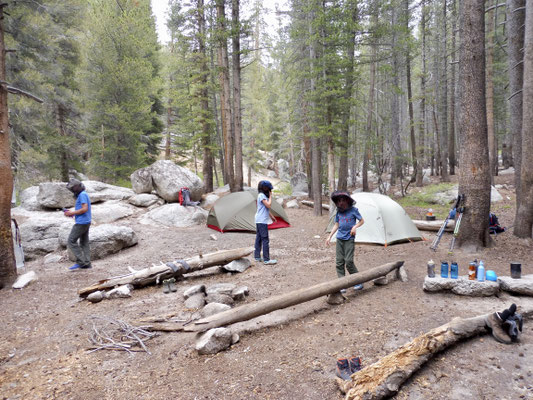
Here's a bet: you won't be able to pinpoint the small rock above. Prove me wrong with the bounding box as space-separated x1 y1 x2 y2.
209 234 217 241
206 293 234 306
326 292 345 305
12 271 38 289
396 266 408 282
184 293 206 309
105 284 133 299
206 283 236 296
231 286 249 301
87 291 104 303
183 284 206 299
200 302 231 318
286 199 299 209
195 328 233 355
43 254 62 265
231 333 240 345
373 276 389 286
221 258 251 273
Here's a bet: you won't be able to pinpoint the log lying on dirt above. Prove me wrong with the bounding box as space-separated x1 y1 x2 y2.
300 200 330 210
78 247 254 297
339 306 533 400
412 219 455 232
146 261 404 333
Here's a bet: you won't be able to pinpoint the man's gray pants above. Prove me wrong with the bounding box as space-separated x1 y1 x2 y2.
68 223 91 267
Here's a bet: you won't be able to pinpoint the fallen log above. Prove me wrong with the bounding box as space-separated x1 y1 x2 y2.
413 219 455 232
145 261 404 332
300 200 330 210
339 306 533 400
78 247 254 297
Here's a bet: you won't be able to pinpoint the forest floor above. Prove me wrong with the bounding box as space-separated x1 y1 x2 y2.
1 173 533 400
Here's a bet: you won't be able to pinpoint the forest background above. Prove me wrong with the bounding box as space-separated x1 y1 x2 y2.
0 0 532 287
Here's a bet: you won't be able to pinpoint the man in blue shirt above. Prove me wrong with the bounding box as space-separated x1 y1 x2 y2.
64 179 92 270
326 191 365 291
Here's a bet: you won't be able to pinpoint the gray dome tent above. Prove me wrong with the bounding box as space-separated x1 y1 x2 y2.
327 192 422 246
207 190 290 232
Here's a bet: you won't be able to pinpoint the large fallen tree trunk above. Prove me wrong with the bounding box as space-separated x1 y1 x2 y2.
78 247 254 297
413 219 455 232
146 261 404 332
339 306 533 400
300 200 330 210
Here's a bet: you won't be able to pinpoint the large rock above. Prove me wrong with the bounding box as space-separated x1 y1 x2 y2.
278 159 290 181
206 283 237 296
128 193 160 207
200 302 231 318
150 160 204 202
290 172 308 194
139 203 207 227
19 217 72 259
499 275 533 296
19 186 44 211
37 182 75 209
91 201 135 224
130 166 153 194
423 276 499 296
59 224 138 260
221 258 251 273
82 181 135 203
433 185 504 205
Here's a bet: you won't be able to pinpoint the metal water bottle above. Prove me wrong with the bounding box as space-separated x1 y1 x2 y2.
450 262 459 279
427 259 435 278
440 261 449 278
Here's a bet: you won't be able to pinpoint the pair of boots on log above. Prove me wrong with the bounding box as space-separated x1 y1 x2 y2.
485 303 524 344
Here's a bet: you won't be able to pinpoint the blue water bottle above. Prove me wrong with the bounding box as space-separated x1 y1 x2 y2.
477 260 485 282
440 261 449 278
450 262 458 279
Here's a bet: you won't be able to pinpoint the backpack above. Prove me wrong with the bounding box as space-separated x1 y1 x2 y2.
489 212 505 234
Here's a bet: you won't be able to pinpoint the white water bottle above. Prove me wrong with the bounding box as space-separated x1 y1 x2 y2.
477 260 485 282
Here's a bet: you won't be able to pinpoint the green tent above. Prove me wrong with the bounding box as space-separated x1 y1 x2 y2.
207 190 290 232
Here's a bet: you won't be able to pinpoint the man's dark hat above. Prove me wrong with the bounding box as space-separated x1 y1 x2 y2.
66 178 84 193
331 191 354 206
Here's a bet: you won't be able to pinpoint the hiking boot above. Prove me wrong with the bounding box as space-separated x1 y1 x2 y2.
503 317 521 342
348 356 362 373
486 313 512 344
335 358 352 381
353 284 364 291
80 264 92 269
264 259 277 265
69 264 82 270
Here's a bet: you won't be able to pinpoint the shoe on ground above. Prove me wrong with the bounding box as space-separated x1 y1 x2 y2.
255 258 263 262
80 264 92 269
69 264 82 270
335 358 352 381
485 313 512 344
348 356 362 373
353 284 364 290
340 289 347 294
264 259 277 265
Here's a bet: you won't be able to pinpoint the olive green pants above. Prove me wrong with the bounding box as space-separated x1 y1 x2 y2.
335 238 358 277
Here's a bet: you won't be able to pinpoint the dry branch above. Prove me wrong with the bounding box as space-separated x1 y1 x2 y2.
145 261 404 333
340 306 533 400
300 200 330 210
78 247 254 297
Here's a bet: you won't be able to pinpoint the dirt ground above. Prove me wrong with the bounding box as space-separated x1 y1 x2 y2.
1 174 533 400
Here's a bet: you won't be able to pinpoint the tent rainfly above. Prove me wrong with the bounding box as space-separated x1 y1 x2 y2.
207 190 290 232
327 192 422 246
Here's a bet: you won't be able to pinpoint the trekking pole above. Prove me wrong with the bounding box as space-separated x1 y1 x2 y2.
430 195 463 252
448 207 464 254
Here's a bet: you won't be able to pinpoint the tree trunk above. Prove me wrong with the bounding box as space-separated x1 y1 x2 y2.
197 0 213 193
341 307 533 400
449 0 457 176
486 0 497 182
418 0 427 184
514 0 533 238
231 0 243 192
507 0 525 229
439 0 450 182
78 247 254 297
55 103 69 182
457 0 492 250
216 0 234 190
165 105 172 160
390 7 401 186
0 5 16 289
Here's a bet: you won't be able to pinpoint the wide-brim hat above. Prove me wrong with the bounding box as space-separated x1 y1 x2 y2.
331 191 354 207
259 180 273 190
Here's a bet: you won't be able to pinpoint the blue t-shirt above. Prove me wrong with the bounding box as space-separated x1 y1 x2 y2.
255 193 270 224
335 206 362 241
75 191 92 225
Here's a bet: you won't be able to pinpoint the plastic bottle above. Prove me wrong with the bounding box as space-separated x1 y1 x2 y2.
450 261 459 279
440 261 449 278
468 262 476 280
427 259 435 278
477 260 485 282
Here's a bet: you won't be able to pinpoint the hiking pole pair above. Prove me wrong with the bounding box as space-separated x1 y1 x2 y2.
448 205 465 254
430 195 464 252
